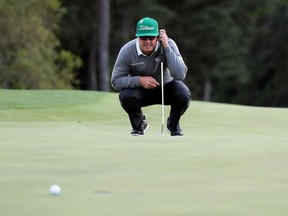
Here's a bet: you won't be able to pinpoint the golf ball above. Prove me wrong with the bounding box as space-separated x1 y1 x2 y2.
49 184 61 195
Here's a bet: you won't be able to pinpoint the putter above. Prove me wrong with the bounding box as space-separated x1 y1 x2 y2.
160 42 165 135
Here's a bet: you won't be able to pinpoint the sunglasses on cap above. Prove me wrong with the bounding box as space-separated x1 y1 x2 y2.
139 36 157 41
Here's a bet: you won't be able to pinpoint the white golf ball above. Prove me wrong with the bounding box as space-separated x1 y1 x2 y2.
49 184 61 195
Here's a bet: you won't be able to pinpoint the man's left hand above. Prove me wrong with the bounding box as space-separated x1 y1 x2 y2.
158 29 168 48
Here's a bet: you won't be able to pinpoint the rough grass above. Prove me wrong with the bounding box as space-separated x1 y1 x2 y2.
0 89 288 216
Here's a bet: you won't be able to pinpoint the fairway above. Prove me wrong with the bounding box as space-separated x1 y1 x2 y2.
0 90 288 216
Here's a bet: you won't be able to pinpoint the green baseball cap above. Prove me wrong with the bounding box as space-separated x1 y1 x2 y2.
135 17 159 37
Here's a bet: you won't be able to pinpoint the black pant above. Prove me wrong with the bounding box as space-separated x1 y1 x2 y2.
119 80 191 130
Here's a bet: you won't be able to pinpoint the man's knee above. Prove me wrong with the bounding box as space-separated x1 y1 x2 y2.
174 83 192 104
119 89 140 110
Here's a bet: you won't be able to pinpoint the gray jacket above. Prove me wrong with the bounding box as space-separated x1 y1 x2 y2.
111 38 187 91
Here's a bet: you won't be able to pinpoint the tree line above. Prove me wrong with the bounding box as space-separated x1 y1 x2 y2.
1 0 288 107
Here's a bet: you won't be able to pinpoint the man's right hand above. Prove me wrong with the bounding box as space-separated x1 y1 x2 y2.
139 76 160 89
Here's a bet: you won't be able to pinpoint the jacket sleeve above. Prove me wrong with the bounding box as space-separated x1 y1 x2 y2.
164 39 188 80
111 49 141 91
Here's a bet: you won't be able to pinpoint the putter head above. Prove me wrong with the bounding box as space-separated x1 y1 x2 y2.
160 124 164 135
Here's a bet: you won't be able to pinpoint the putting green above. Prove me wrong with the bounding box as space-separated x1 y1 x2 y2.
0 90 287 216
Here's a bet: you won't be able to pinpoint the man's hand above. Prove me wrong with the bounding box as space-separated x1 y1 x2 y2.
158 29 169 48
139 76 159 89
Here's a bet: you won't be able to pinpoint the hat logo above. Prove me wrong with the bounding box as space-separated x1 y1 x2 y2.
139 25 154 31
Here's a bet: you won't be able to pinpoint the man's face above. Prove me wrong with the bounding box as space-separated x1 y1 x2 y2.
138 36 158 56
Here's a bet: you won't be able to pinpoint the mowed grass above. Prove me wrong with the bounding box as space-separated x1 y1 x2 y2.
0 89 288 216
